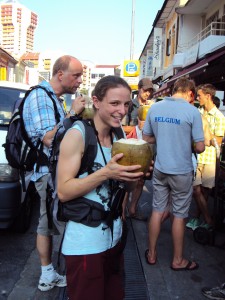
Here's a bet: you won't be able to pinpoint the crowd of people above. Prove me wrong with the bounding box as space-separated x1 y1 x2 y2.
24 54 225 300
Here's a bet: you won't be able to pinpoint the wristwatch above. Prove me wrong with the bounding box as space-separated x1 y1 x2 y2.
69 109 76 116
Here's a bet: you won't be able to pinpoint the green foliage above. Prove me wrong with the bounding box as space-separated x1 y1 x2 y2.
80 88 88 95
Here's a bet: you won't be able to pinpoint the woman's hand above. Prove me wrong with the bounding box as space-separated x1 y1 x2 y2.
105 153 144 182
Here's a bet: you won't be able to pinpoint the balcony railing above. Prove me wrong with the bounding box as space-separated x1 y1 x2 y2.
177 20 225 52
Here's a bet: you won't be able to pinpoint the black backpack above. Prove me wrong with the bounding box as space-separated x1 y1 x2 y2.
47 118 125 232
3 85 61 191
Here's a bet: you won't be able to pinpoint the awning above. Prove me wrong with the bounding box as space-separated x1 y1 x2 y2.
168 60 209 84
168 48 225 85
153 82 171 97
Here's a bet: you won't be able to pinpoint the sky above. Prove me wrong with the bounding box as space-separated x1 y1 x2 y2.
19 0 165 65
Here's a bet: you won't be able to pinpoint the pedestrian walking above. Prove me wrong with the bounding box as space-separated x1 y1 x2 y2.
143 77 205 270
23 55 85 291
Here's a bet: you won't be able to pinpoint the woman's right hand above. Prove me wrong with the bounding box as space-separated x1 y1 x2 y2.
104 153 144 182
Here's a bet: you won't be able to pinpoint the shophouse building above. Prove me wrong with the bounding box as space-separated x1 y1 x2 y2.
140 0 225 113
0 46 17 80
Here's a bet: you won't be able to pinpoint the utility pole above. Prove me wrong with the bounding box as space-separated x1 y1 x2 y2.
130 0 135 60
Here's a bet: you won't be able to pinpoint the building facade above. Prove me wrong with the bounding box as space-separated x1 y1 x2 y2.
89 64 120 95
139 0 225 113
0 46 17 80
0 0 37 55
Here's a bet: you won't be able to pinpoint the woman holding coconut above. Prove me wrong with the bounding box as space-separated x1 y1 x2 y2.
57 75 153 300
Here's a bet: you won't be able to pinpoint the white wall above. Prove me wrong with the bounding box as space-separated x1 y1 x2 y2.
198 35 225 58
178 15 201 47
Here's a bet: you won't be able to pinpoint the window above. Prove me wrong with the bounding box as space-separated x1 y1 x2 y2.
0 87 26 125
166 30 171 56
206 11 219 26
171 25 176 56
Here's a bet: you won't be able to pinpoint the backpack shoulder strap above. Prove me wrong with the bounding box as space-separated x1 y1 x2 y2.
22 85 61 172
23 85 61 123
127 100 135 125
73 121 123 175
16 87 39 149
128 100 135 112
74 119 98 175
112 126 125 140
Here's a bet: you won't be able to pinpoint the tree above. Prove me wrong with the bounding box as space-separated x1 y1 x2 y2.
80 88 88 95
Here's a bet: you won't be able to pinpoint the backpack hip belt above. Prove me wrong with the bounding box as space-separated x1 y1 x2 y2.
57 196 123 228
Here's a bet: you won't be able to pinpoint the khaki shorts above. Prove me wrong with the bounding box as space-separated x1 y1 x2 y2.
152 168 194 218
35 174 56 236
193 163 216 188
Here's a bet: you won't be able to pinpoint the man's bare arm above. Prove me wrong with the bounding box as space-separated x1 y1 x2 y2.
42 126 58 148
194 141 205 154
143 133 156 144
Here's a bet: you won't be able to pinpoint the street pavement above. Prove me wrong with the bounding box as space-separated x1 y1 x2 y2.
5 179 225 300
5 234 65 300
131 179 225 300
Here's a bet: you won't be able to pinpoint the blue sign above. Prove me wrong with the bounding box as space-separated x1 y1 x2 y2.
125 62 138 74
123 60 140 77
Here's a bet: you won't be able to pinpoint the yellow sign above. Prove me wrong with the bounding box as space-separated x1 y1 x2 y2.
124 77 139 91
123 60 140 77
0 67 6 80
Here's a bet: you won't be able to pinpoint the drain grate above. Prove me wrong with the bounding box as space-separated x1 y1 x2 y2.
124 218 149 300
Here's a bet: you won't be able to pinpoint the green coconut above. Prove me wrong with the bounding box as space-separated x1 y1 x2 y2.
138 105 151 121
81 96 94 119
111 138 152 174
81 107 94 119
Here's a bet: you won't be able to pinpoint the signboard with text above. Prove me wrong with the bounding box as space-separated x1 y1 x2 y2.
153 28 162 68
140 56 146 78
146 50 153 77
124 76 139 90
123 60 140 77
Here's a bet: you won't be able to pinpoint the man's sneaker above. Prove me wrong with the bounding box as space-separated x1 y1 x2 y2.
38 273 67 292
186 218 201 230
202 283 225 299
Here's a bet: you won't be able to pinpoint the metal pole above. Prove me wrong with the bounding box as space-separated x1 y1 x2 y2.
130 0 135 60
